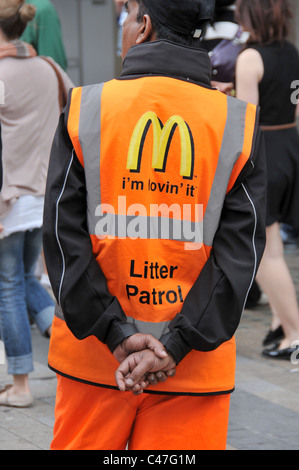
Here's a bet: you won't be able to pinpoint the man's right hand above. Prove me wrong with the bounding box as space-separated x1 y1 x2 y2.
113 333 176 393
115 348 176 393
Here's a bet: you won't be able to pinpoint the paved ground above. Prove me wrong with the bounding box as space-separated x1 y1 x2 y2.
0 247 298 451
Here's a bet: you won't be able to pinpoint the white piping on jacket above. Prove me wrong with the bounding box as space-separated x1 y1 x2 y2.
241 182 258 312
55 150 75 306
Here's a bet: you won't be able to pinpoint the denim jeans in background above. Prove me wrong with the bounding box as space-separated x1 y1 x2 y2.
0 228 54 375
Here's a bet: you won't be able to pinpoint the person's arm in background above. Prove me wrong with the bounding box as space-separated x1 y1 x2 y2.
235 48 264 105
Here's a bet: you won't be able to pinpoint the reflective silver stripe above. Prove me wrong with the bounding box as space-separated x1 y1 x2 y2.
79 84 104 234
203 96 248 247
126 317 171 339
54 302 171 340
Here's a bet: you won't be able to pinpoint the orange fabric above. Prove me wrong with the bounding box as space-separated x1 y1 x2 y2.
100 78 226 215
48 78 257 395
49 316 236 395
50 375 231 451
67 86 84 166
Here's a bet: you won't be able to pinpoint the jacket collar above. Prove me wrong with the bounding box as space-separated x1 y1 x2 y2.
121 40 212 87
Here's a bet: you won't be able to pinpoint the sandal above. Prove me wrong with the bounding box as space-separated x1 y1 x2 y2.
0 384 34 408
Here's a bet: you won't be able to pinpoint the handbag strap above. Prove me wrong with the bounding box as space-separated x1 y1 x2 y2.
40 56 67 112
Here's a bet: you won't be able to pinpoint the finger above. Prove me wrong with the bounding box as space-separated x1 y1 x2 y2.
147 373 158 386
138 335 168 359
125 356 154 387
132 389 144 396
131 383 142 392
131 376 151 394
140 379 150 389
147 340 168 359
115 356 138 390
155 371 167 383
166 368 176 377
128 375 148 390
115 369 127 392
124 334 168 360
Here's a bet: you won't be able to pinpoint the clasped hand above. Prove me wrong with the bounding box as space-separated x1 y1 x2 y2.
113 333 176 395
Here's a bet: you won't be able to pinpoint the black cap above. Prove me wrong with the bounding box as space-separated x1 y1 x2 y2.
143 0 216 37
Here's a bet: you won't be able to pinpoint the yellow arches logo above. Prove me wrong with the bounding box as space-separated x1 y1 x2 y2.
127 111 195 180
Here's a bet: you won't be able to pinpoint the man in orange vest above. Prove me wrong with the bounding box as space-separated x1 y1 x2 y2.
43 0 266 450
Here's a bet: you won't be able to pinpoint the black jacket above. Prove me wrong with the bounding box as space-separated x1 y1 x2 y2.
43 40 267 365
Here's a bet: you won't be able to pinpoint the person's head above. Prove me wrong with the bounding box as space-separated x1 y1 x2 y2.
0 0 36 41
235 0 292 45
121 0 215 59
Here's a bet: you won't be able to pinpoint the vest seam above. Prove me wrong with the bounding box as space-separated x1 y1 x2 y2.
48 365 235 397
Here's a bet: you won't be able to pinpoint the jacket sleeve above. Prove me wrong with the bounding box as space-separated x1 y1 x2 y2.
159 129 267 363
43 105 139 352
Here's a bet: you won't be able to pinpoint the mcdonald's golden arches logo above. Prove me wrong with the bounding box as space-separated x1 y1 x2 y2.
127 111 195 180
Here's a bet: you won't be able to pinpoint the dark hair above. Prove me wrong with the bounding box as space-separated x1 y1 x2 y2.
136 0 203 47
0 3 36 40
235 0 292 45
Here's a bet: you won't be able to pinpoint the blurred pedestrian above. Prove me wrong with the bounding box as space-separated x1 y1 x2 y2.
235 0 299 359
0 0 73 407
43 0 266 450
200 0 249 95
114 0 125 17
201 1 266 311
21 0 68 288
20 0 67 70
115 0 127 57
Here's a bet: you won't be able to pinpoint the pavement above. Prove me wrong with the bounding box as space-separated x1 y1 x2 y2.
0 247 299 451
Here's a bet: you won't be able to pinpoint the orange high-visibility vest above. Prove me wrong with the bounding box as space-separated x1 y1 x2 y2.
48 77 258 395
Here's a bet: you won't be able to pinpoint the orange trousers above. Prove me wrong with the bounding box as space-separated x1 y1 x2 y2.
50 375 231 450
